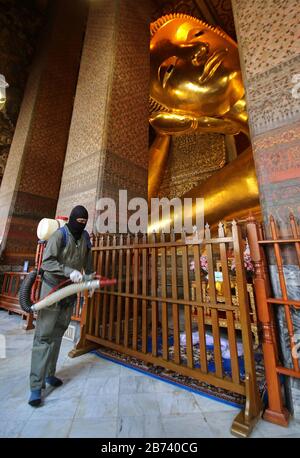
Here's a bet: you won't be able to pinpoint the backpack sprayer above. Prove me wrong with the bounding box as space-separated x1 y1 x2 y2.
19 216 116 313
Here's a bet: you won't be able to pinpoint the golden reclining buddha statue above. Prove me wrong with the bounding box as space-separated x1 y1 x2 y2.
149 14 260 224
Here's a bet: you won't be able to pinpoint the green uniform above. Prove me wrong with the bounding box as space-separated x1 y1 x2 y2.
30 226 93 390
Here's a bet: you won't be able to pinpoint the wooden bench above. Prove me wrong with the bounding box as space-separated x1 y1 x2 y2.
0 271 84 331
0 272 35 330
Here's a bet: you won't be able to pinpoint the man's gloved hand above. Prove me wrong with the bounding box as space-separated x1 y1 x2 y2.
69 270 83 283
84 272 97 281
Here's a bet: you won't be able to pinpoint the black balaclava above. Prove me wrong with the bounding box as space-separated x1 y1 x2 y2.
66 205 88 241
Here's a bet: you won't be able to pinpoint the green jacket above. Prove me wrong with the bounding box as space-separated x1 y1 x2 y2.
40 226 93 297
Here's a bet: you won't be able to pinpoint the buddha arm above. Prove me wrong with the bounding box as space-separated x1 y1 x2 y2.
150 111 246 136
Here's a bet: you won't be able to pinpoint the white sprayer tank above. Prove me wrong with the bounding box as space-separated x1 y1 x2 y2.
37 216 68 241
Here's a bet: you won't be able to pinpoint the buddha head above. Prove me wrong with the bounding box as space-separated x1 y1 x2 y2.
150 14 244 118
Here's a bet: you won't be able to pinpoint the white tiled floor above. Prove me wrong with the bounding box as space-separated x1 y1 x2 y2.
0 310 299 438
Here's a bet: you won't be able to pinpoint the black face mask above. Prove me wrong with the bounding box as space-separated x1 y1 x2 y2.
66 205 88 241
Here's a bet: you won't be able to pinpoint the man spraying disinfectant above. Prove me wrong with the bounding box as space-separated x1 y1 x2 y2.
29 205 94 407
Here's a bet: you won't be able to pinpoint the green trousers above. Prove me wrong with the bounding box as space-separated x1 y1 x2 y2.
30 296 74 390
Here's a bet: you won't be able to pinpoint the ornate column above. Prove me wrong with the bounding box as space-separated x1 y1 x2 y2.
0 0 88 266
56 0 150 233
232 0 300 417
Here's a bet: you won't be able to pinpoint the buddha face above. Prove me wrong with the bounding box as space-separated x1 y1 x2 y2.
150 15 244 117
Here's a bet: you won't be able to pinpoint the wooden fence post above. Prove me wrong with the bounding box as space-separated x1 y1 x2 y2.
246 216 290 426
231 220 262 437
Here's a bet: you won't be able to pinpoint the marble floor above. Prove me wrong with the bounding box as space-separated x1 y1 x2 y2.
0 310 299 438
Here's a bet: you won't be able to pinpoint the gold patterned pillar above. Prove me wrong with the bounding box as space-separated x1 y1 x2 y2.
56 0 150 232
0 0 88 265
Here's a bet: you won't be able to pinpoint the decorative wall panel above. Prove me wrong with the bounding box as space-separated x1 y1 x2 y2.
232 0 300 136
159 133 226 198
232 0 300 223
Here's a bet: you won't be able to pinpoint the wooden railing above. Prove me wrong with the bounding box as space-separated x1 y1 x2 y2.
247 213 300 428
71 221 262 437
